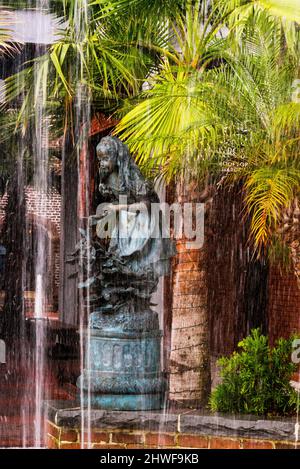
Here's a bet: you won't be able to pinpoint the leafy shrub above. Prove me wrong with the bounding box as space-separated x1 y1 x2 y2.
209 329 298 416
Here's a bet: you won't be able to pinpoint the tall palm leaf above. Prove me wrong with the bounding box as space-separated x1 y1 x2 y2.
116 0 227 178
213 27 300 251
0 7 20 54
215 0 300 54
117 5 300 256
245 167 300 250
91 0 185 19
2 1 171 136
216 0 300 24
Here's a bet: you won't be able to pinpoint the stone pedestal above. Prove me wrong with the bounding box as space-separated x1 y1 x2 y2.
77 328 167 410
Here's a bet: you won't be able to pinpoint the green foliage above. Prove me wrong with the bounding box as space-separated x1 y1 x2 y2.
116 70 224 175
215 0 300 55
209 329 299 415
115 0 300 255
245 167 300 252
2 0 300 258
1 0 173 136
215 0 300 25
115 1 227 179
0 7 20 54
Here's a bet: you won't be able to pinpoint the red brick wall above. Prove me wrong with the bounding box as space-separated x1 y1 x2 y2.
0 186 61 233
46 422 298 449
268 266 300 346
0 186 61 313
206 185 250 356
25 187 61 232
23 187 61 291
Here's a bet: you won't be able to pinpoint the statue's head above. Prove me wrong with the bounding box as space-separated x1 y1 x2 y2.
96 136 152 197
96 137 119 179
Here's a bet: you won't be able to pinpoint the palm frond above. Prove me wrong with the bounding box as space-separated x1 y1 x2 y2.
273 102 300 137
91 0 184 20
1 3 171 135
0 8 21 54
245 167 300 250
215 0 300 24
115 67 225 172
214 0 300 55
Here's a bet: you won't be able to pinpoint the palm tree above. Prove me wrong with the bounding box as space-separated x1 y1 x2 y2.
115 0 300 403
209 21 300 266
214 5 300 295
2 0 299 400
0 1 184 325
116 0 226 404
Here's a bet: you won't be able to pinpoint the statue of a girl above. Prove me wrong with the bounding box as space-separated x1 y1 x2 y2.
86 136 175 332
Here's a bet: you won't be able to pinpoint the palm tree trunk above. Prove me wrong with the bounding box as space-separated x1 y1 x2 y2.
59 133 79 326
0 170 26 356
168 180 212 406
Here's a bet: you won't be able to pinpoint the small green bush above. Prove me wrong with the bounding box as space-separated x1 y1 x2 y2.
209 329 298 416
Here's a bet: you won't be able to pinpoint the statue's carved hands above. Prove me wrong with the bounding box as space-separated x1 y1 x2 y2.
89 204 119 228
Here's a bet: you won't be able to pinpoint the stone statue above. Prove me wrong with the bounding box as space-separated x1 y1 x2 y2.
82 136 175 332
76 136 175 410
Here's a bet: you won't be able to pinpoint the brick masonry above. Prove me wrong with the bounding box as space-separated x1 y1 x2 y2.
0 186 61 234
24 187 61 291
46 422 299 450
0 186 61 314
268 265 300 346
44 401 299 450
206 183 300 355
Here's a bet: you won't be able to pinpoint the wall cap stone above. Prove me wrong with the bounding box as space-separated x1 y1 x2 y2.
44 401 297 442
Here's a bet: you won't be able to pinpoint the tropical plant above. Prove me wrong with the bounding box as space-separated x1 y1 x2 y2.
114 0 300 404
115 0 227 180
116 0 300 257
209 329 298 415
1 0 184 135
0 6 21 54
215 0 300 50
215 33 300 253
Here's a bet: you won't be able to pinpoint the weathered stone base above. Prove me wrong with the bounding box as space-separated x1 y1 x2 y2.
79 392 165 411
77 328 166 410
45 401 299 449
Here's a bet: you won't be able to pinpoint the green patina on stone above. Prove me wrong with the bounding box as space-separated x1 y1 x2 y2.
76 137 175 410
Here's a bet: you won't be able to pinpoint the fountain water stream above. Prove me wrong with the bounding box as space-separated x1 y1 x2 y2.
0 0 299 452
72 0 92 449
32 0 50 448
